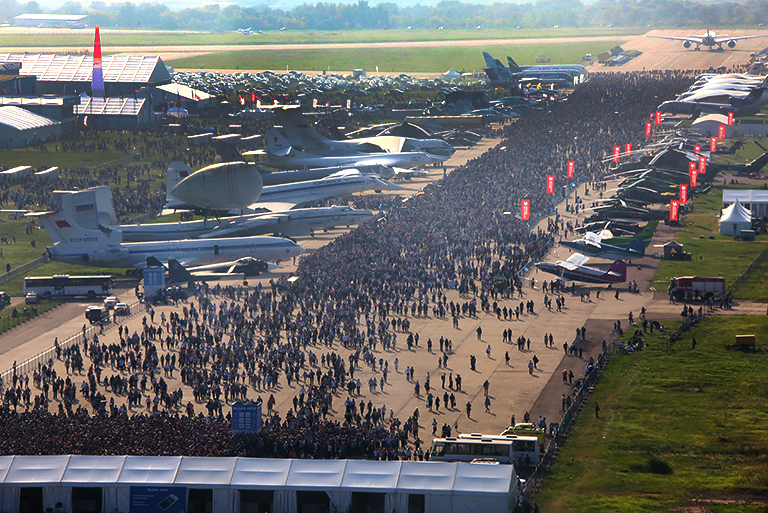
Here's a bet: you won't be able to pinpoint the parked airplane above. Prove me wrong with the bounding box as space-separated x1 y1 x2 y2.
272 106 455 157
166 161 263 211
257 128 445 170
34 211 305 268
120 205 373 242
535 253 627 284
165 161 403 212
507 56 588 77
560 232 646 260
649 29 766 50
147 257 277 283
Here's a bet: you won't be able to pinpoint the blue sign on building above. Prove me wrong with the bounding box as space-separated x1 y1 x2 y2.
130 486 186 513
232 402 263 434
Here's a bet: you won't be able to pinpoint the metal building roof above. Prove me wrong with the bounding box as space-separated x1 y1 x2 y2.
0 105 58 130
157 83 212 101
74 98 145 116
0 54 170 84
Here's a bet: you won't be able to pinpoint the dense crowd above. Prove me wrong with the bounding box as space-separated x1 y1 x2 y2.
0 72 694 459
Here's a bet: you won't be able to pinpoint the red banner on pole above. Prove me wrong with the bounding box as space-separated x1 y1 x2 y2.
670 200 679 221
699 155 706 174
625 143 632 157
718 124 726 140
521 199 530 221
727 111 734 126
567 160 575 178
613 145 621 163
546 175 555 194
689 161 696 176
654 111 661 125
645 121 652 137
690 169 698 188
680 184 688 204
694 144 701 155
710 137 717 153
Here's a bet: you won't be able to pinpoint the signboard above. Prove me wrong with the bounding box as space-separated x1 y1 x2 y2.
694 144 701 155
521 199 530 221
690 169 698 188
625 143 632 157
680 184 688 204
130 487 186 513
727 111 734 126
232 402 263 434
699 155 706 174
688 161 696 175
718 124 726 140
567 160 575 178
546 175 555 194
670 200 679 221
143 266 165 299
710 136 717 153
654 111 661 125
613 145 621 163
645 121 652 137
346 99 351 109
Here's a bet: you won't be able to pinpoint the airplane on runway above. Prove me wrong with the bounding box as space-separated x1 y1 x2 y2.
165 160 403 212
535 253 627 284
272 106 455 158
258 128 446 170
147 257 277 283
119 205 373 242
560 232 645 260
649 29 766 50
35 211 305 269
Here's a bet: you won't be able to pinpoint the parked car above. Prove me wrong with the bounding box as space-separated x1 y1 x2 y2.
0 292 10 306
25 291 39 304
114 303 129 315
103 296 120 309
85 306 109 324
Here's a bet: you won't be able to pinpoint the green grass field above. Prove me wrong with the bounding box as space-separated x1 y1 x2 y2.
536 315 768 513
653 184 768 300
0 27 646 48
166 41 623 72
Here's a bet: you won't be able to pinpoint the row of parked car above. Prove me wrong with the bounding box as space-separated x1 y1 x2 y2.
85 296 130 324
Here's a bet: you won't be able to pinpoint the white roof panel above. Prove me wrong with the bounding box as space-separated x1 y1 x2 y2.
62 456 126 484
396 461 456 493
452 463 515 495
723 189 768 204
341 460 401 491
74 98 145 116
285 460 346 489
230 458 291 488
175 457 236 486
0 54 166 84
117 456 181 484
0 456 14 482
0 106 57 130
5 455 70 484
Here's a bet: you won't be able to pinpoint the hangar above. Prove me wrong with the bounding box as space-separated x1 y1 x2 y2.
0 54 172 97
0 455 519 513
0 106 62 148
74 98 151 128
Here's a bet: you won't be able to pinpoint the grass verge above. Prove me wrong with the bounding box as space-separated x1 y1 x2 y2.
535 315 768 513
0 300 60 336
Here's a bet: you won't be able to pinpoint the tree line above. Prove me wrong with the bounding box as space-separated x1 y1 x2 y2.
4 0 768 32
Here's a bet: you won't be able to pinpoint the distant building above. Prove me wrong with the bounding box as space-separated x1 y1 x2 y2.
74 97 151 128
14 14 87 28
0 105 62 148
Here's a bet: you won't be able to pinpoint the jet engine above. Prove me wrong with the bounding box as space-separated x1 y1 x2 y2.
683 41 691 49
728 40 736 48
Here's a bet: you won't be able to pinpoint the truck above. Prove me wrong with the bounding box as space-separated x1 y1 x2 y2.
669 276 725 301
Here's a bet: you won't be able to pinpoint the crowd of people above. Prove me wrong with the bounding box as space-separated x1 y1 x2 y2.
0 71 695 460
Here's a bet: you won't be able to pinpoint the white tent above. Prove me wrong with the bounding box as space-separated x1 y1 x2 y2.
167 107 189 118
443 69 462 82
719 198 752 235
0 456 518 513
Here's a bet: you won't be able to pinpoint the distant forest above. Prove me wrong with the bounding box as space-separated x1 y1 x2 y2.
5 0 768 31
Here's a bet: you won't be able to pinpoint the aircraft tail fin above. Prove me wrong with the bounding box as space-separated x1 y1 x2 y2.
265 127 295 156
482 52 497 68
607 260 627 282
507 56 522 73
215 141 247 163
628 238 645 256
274 107 330 153
167 162 193 202
747 149 768 172
37 210 121 245
167 258 195 283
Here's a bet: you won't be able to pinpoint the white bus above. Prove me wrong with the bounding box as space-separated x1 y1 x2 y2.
430 433 540 466
24 275 113 299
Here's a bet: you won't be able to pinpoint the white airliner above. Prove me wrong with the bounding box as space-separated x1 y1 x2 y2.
649 30 766 50
118 206 374 242
165 162 404 212
35 211 305 268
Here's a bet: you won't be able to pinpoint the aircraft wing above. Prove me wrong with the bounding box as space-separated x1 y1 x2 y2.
713 35 764 43
565 252 590 267
584 232 602 244
648 35 705 43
